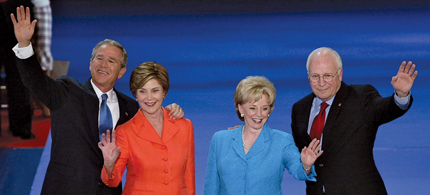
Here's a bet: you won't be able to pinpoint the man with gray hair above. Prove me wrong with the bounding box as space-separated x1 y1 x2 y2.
291 47 417 195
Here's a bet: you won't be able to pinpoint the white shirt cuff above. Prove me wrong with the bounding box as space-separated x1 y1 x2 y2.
12 43 34 59
394 91 410 110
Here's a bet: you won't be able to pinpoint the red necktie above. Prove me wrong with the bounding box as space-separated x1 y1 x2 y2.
309 102 329 140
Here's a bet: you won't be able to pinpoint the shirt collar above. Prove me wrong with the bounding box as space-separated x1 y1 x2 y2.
90 80 117 103
313 94 336 108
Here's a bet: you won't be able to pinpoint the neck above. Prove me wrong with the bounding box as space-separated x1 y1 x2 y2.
92 80 114 93
242 126 261 142
143 109 164 124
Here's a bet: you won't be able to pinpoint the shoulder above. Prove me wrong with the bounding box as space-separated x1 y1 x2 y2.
349 84 378 94
171 117 193 127
115 90 137 103
115 90 139 111
212 128 237 140
293 92 314 107
117 111 141 130
267 127 294 141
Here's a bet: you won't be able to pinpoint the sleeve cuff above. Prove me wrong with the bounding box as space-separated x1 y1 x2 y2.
12 43 34 59
394 91 410 110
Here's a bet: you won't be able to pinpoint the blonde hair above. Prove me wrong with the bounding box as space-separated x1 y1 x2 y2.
234 76 276 121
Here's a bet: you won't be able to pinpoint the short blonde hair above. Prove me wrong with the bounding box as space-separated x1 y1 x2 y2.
234 76 276 121
129 62 169 98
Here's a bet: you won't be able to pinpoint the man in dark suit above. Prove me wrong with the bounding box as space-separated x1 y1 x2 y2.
11 6 183 194
291 47 417 195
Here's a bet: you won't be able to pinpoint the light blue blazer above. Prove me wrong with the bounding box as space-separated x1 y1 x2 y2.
204 124 316 195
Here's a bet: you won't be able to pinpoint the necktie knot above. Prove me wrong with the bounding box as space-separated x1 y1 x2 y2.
102 94 108 101
320 102 329 113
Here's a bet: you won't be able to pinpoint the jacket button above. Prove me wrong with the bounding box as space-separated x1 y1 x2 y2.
319 164 324 167
164 181 169 185
164 169 169 173
163 157 168 161
161 146 166 150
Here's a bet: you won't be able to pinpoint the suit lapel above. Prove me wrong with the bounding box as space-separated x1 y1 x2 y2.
134 110 164 145
232 126 247 161
231 125 270 160
135 108 179 146
300 94 315 145
161 109 180 144
321 82 349 156
115 89 132 127
82 79 100 145
245 125 270 159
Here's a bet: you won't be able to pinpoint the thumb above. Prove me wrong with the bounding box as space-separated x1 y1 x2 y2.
31 20 37 29
98 142 103 149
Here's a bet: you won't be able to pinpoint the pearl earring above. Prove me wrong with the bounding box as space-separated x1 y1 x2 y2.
241 113 244 117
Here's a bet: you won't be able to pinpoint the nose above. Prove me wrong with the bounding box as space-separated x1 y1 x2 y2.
256 109 262 117
147 92 153 100
100 59 108 67
317 77 326 86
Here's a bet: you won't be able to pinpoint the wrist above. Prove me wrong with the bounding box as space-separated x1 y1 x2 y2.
303 164 311 171
395 90 409 98
18 41 31 48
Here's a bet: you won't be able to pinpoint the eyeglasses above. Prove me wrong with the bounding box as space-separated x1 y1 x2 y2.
308 69 340 83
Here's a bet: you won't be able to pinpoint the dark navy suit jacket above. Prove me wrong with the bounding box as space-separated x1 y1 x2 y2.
16 55 139 195
291 81 412 195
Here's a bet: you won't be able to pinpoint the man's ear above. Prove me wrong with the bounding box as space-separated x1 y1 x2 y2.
117 67 127 79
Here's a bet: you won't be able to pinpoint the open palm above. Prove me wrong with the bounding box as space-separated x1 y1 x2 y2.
98 130 121 169
10 6 37 46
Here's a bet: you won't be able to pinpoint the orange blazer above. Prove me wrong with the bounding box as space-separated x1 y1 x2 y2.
101 108 195 195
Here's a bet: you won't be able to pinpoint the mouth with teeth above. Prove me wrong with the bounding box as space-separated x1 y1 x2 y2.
98 70 109 75
252 118 263 123
145 102 156 107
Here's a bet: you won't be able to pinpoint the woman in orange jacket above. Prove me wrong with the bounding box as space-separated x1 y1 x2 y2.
99 62 195 195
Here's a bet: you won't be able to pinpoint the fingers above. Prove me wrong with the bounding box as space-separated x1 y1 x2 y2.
308 138 320 149
167 103 184 119
111 129 116 142
16 6 21 22
165 103 178 111
307 138 322 156
165 104 172 111
18 6 26 22
404 61 414 75
399 61 417 77
316 150 323 158
228 125 241 130
10 13 17 25
398 61 406 72
26 7 31 21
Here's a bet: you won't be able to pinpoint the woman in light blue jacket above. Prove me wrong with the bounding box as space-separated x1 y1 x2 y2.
204 76 322 195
